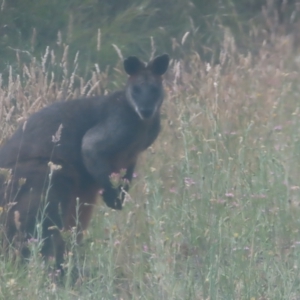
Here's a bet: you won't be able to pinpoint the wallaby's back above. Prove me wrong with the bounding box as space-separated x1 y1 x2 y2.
0 93 112 170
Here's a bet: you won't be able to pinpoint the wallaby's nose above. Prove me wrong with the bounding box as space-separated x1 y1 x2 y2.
140 108 153 119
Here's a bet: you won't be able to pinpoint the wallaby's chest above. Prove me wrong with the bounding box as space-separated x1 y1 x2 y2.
110 120 159 172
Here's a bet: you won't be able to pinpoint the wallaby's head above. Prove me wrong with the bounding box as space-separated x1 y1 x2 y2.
124 54 169 120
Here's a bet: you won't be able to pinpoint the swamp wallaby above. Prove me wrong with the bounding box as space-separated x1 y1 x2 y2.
0 54 169 271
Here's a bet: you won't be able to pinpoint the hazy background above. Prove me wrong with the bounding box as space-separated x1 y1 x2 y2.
0 0 299 75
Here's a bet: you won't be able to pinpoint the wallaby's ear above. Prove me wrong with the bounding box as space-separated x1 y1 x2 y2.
124 56 146 76
148 54 169 76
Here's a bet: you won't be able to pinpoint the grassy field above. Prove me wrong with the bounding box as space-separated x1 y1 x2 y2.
1 34 300 299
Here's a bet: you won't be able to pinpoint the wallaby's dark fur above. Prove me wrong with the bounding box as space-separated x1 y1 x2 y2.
0 54 169 271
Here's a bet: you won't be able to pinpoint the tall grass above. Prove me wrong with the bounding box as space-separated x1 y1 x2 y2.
1 31 300 299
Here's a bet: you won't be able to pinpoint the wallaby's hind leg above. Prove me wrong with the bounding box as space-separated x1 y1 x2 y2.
41 227 65 273
0 180 64 269
0 162 79 271
39 170 80 271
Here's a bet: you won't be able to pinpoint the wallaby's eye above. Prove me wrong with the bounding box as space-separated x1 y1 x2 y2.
132 85 142 95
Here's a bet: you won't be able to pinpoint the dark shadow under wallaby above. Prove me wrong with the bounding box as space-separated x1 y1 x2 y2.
0 54 169 272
